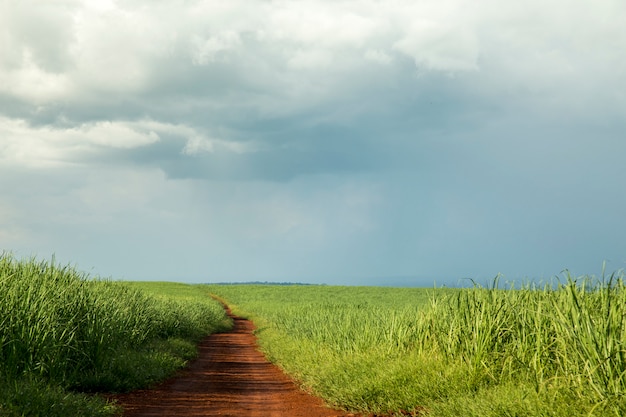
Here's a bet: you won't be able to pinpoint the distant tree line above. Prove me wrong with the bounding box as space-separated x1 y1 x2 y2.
208 281 323 286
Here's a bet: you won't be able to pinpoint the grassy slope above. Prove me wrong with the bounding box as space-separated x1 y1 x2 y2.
207 281 626 417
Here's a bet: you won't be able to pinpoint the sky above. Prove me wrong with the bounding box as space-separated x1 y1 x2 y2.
1 0 625 286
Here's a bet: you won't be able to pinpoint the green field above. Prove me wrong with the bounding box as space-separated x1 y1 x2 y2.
0 254 230 417
207 277 626 417
3 251 625 416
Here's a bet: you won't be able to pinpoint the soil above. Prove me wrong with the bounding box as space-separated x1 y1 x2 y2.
108 308 359 417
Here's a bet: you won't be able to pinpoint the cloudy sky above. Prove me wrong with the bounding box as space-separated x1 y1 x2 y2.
1 0 625 286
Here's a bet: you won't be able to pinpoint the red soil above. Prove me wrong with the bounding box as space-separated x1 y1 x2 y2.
109 309 359 417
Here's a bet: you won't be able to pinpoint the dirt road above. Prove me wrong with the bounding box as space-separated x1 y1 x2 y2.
110 309 357 417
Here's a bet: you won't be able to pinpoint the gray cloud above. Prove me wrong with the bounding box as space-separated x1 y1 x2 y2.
1 0 625 283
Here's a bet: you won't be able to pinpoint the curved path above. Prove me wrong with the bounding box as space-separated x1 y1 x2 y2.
110 309 358 417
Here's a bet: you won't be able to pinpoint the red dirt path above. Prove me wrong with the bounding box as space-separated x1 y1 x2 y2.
109 309 359 417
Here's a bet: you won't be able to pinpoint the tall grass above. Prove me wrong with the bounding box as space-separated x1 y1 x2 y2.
0 253 230 416
430 273 626 414
206 285 452 413
208 275 626 417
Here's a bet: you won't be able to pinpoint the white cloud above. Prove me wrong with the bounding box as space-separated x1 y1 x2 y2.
287 49 333 70
191 32 241 66
266 1 380 48
0 0 623 285
182 135 251 155
2 0 624 122
0 117 160 168
1 0 625 167
0 116 259 172
0 51 73 103
365 49 392 65
0 1 76 102
393 20 479 72
76 121 160 148
0 0 77 72
70 3 168 93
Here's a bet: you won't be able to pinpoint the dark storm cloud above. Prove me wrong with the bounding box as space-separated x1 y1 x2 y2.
2 0 626 283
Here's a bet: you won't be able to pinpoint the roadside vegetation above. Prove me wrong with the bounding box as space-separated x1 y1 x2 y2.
0 253 231 417
208 274 626 417
4 250 623 417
